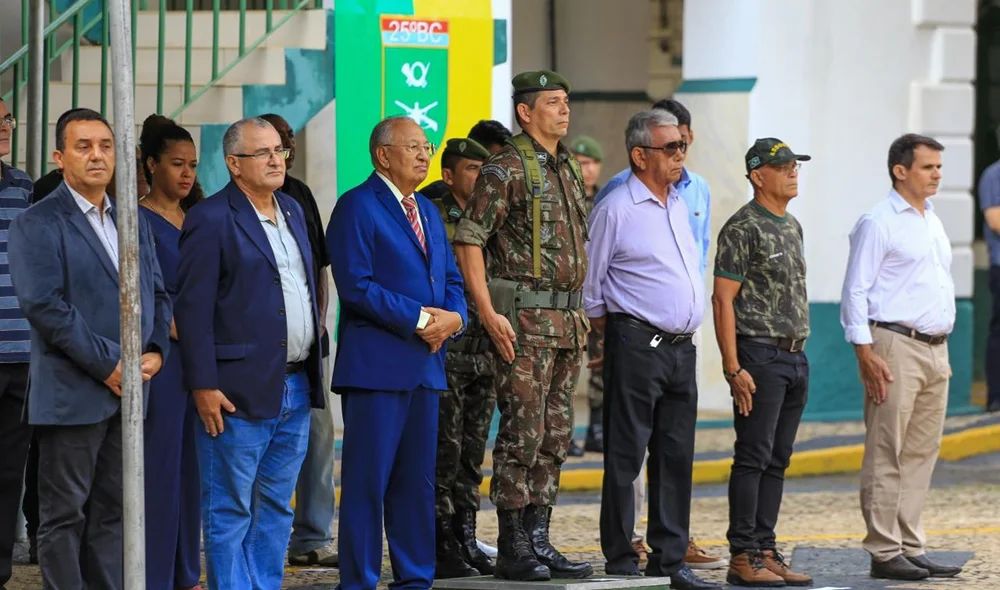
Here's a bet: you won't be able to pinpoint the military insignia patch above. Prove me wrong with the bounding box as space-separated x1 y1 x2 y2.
535 152 548 165
481 164 509 181
539 74 548 86
748 156 761 169
448 206 462 219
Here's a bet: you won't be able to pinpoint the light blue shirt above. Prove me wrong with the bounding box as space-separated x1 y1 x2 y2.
69 185 119 271
594 167 711 275
584 174 705 334
252 196 315 363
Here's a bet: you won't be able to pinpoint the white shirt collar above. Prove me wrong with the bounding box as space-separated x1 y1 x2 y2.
67 184 112 215
376 171 414 204
888 188 934 214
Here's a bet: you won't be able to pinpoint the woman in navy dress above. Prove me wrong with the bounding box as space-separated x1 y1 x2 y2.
139 114 204 590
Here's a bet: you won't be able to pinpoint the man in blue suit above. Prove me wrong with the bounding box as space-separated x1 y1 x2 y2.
328 115 468 590
7 108 172 590
175 117 325 590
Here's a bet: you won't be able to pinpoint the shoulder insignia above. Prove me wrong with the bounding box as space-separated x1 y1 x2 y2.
481 164 509 182
535 152 548 165
447 206 463 219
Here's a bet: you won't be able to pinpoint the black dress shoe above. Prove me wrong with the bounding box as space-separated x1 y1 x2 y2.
906 554 962 578
870 555 930 580
668 565 723 590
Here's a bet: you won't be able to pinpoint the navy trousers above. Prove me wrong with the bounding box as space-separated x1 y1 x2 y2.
337 388 438 590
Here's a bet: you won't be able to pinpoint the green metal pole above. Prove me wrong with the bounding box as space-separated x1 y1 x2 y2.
20 0 28 87
212 0 219 79
101 0 109 116
11 62 20 168
185 0 193 102
266 0 272 32
239 0 246 56
157 0 165 113
41 24 50 177
73 9 82 109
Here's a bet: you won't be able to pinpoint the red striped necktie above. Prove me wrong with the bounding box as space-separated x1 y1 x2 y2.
401 195 426 253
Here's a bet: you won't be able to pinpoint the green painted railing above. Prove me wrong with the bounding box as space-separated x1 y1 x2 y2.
1 0 322 174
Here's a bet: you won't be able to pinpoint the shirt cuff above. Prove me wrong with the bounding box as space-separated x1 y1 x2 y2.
844 324 873 346
585 302 607 319
416 310 431 331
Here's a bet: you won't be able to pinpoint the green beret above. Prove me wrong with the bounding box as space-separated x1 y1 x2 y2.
570 135 603 161
512 70 571 97
441 137 490 162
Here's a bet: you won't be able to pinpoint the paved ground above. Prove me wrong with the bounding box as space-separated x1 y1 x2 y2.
9 451 1000 589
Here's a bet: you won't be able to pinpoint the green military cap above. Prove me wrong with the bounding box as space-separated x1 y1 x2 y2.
745 137 811 174
570 135 603 161
441 137 490 162
511 70 571 97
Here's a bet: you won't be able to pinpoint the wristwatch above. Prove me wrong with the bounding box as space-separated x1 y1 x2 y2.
724 367 744 380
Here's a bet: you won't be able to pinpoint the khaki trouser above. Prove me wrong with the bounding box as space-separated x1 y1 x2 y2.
860 327 949 562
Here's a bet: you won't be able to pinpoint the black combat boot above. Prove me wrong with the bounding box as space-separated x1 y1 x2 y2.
495 508 551 581
584 406 604 453
435 517 480 579
454 509 495 575
524 505 593 578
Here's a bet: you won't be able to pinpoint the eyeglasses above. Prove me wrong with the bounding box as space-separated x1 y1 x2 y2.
232 148 290 161
638 140 688 157
769 162 801 174
0 116 16 130
382 143 436 156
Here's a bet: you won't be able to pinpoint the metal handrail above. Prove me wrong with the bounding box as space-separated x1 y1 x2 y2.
1 0 322 174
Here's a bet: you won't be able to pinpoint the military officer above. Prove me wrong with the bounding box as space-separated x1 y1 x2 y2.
712 138 814 588
453 70 593 582
430 137 497 579
569 135 605 458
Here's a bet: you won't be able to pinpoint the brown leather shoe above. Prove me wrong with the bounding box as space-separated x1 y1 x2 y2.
632 539 648 565
762 549 812 586
726 551 786 587
685 538 727 570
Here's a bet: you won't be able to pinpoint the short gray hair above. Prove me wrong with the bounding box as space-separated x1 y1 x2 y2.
369 115 412 168
625 109 679 170
222 117 275 157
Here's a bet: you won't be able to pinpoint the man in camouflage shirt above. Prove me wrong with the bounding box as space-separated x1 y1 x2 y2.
430 137 497 578
712 138 813 588
453 70 593 582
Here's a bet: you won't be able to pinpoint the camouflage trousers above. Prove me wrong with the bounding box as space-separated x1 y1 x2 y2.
587 323 604 409
490 345 583 509
435 357 496 522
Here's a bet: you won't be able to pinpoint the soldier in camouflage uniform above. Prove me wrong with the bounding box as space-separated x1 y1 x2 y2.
712 138 814 588
569 135 605 456
452 70 593 582
429 137 497 578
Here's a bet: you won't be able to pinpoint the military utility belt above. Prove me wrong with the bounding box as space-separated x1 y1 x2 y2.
449 335 491 354
514 290 582 310
869 320 948 346
608 313 693 345
739 336 807 353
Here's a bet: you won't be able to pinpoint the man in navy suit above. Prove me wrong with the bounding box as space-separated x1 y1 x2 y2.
7 108 172 590
328 115 468 590
175 117 324 590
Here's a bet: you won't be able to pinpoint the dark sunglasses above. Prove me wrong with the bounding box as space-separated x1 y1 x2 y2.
638 140 688 157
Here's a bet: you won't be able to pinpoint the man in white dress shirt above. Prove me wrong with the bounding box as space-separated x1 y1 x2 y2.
840 133 961 582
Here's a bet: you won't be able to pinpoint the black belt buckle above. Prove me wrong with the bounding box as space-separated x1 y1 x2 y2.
669 333 691 345
788 339 805 353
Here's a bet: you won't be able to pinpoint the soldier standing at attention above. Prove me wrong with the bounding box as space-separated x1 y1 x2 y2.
569 135 605 457
453 70 593 582
430 137 497 579
712 138 814 588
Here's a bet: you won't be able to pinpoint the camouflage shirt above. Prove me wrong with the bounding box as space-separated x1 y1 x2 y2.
433 191 493 375
714 200 810 339
453 133 590 350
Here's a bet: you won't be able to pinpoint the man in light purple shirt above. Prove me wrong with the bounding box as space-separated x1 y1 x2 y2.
584 110 717 590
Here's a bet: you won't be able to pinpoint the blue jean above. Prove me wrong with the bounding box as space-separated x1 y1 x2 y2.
337 388 438 590
197 371 312 590
289 381 336 554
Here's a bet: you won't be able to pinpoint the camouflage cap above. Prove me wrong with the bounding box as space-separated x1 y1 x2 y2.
441 137 490 162
570 135 603 161
512 70 571 97
745 137 811 174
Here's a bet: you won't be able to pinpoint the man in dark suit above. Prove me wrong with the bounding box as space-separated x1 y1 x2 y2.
175 117 324 590
327 115 467 590
7 108 172 590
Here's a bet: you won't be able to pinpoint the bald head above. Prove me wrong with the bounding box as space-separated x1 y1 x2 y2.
369 116 431 195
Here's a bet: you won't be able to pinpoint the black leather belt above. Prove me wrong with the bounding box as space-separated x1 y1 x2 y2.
514 290 583 310
739 336 807 353
286 361 304 374
870 321 948 346
608 313 693 344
